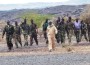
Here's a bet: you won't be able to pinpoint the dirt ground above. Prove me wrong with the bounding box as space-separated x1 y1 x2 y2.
0 34 90 56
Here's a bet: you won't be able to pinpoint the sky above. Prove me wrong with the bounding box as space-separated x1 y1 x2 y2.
0 0 90 10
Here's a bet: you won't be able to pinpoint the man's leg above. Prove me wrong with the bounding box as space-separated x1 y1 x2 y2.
24 34 28 46
34 34 38 45
30 35 33 46
18 35 22 47
14 36 18 48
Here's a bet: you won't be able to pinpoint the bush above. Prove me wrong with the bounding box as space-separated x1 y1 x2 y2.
80 5 90 23
20 12 54 28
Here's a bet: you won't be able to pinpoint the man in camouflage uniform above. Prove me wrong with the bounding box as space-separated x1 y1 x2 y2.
14 21 22 48
73 18 81 44
20 18 29 46
66 17 73 44
80 20 88 41
57 18 66 47
55 17 61 43
30 19 38 46
87 22 90 42
43 19 48 44
2 21 14 51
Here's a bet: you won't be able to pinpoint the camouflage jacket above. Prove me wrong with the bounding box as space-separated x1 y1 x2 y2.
87 23 90 32
14 25 22 35
57 22 66 33
66 21 73 31
81 23 87 31
30 23 37 35
20 23 30 35
3 25 14 36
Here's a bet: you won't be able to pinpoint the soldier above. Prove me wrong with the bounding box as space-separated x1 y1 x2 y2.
47 21 57 52
2 21 14 51
55 17 61 43
87 22 90 42
80 20 88 41
20 18 29 46
66 17 73 44
14 21 22 48
42 19 48 44
57 18 66 47
73 18 81 44
30 19 38 46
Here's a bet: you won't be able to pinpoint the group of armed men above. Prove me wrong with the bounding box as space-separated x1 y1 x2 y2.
2 16 90 52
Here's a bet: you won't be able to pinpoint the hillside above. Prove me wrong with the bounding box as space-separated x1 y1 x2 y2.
0 4 88 27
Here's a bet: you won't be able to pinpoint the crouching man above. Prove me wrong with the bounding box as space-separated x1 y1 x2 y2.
47 21 58 52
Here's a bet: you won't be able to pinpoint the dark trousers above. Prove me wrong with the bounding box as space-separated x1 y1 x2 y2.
57 31 65 44
30 33 38 46
43 31 47 39
6 36 13 50
43 31 48 44
14 35 22 48
81 30 88 41
88 31 90 42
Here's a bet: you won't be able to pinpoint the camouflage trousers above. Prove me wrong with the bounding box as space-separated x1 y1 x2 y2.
23 34 28 46
81 30 88 41
14 34 22 48
67 30 73 43
6 35 13 50
74 30 81 43
57 31 65 44
30 33 38 46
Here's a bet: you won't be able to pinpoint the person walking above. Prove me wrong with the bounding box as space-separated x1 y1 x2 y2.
30 19 38 46
47 21 57 52
14 21 22 48
2 21 14 51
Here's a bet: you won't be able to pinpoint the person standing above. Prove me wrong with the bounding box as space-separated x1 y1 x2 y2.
66 17 73 44
20 18 30 46
80 20 88 41
47 21 57 52
73 18 81 44
57 18 66 47
30 19 38 46
14 21 22 48
2 21 14 51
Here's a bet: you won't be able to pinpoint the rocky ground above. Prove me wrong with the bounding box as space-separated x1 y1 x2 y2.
0 35 90 65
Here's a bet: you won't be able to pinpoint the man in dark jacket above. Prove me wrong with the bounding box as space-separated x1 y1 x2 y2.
80 20 88 41
14 21 22 48
43 19 48 44
20 18 30 46
87 22 90 42
57 18 66 47
66 17 73 44
2 21 14 51
30 19 38 46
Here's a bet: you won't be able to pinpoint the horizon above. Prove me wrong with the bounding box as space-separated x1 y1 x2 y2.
0 0 90 11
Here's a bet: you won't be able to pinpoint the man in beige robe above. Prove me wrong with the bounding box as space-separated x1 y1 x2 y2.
47 21 58 52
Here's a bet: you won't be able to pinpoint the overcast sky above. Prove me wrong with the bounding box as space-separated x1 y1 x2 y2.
0 0 90 10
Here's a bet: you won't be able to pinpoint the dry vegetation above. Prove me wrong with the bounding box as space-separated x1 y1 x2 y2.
80 5 90 23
